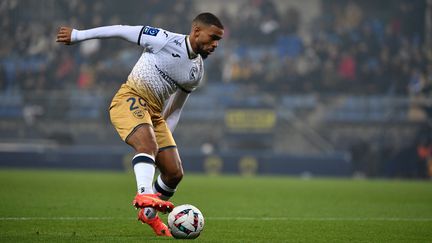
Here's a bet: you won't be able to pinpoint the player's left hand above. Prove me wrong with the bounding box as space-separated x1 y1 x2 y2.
56 27 73 45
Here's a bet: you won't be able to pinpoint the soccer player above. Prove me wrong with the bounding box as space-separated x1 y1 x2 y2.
56 13 224 237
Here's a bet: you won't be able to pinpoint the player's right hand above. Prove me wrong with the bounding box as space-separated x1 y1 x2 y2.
56 27 73 45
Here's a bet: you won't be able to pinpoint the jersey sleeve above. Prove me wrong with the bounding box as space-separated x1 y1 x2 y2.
136 26 170 53
71 25 143 44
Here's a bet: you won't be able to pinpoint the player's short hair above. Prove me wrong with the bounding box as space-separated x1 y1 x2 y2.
193 12 224 29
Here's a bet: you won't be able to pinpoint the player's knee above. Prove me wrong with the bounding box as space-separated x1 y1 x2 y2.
126 125 159 156
166 169 183 186
173 169 184 184
133 143 159 157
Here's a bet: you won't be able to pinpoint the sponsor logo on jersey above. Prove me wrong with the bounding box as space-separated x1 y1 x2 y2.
172 53 181 58
174 40 182 46
155 64 191 93
155 64 177 88
143 26 159 36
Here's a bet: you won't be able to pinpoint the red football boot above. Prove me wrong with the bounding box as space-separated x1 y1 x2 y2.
138 208 172 237
132 193 174 213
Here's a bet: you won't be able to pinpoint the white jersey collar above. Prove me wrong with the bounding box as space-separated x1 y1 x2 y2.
186 36 198 59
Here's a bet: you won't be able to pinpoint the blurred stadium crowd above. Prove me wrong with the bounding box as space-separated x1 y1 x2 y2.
0 0 196 92
1 0 430 96
222 0 430 96
1 0 431 178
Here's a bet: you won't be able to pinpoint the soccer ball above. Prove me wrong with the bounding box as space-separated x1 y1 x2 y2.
167 204 204 239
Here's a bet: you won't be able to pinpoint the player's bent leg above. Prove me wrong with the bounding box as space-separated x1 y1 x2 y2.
126 125 174 213
126 124 159 156
154 147 184 200
137 209 172 237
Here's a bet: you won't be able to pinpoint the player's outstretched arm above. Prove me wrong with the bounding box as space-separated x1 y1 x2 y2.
56 25 143 45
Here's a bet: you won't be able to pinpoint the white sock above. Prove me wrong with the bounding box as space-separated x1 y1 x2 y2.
132 153 155 195
132 153 157 219
153 175 177 200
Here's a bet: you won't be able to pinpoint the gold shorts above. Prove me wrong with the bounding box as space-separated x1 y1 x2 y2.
109 83 176 149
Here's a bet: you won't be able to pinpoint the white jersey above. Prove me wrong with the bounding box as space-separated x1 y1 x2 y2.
127 26 204 108
70 24 201 131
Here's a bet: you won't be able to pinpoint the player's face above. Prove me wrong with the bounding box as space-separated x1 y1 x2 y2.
195 25 224 59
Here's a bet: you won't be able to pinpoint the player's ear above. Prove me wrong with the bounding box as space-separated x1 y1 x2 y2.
193 25 201 36
191 22 202 37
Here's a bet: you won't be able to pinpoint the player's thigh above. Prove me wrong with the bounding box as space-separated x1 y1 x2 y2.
126 124 158 155
152 119 182 179
156 147 183 181
153 117 176 150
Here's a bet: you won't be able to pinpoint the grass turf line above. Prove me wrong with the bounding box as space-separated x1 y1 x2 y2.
0 169 431 242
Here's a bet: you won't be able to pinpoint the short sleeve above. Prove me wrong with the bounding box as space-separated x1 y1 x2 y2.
137 26 169 53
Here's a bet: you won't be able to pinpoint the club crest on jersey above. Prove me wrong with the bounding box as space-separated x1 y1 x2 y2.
189 66 198 80
132 109 145 119
143 26 159 36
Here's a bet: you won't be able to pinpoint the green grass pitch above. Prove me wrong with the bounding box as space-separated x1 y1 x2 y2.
0 169 431 242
